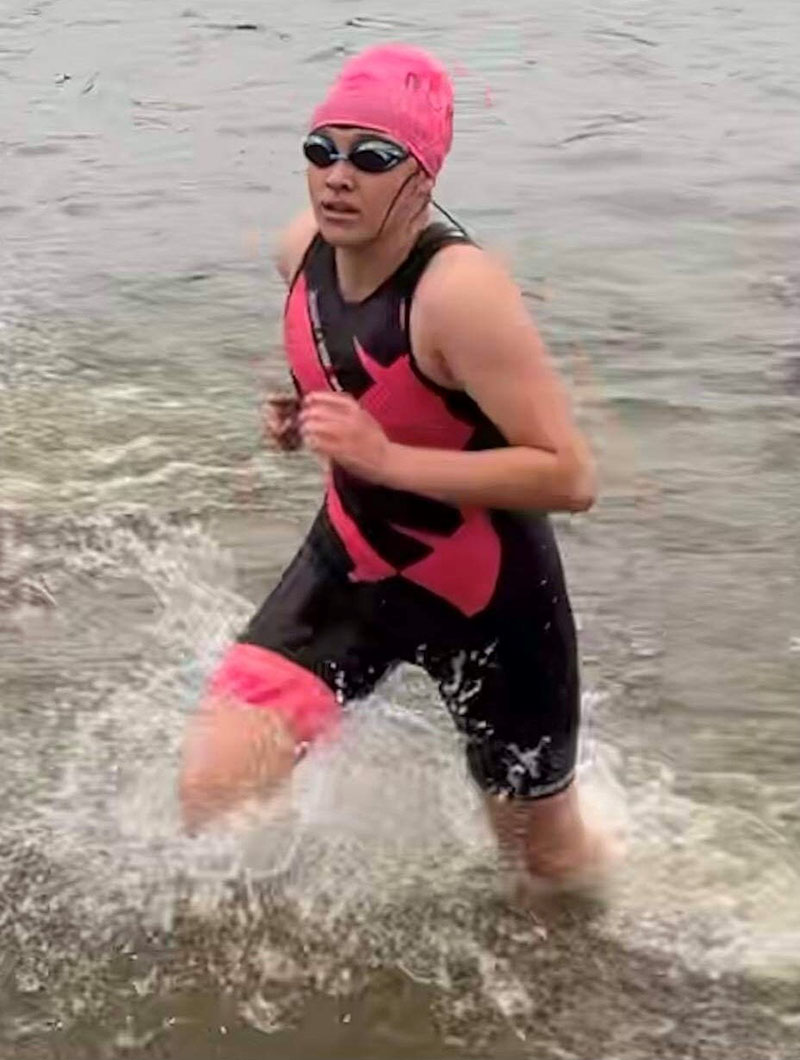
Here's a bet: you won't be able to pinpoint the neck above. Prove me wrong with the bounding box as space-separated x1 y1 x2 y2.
334 214 429 303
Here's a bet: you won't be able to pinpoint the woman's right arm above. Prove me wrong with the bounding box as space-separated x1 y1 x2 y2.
275 208 318 286
265 209 318 449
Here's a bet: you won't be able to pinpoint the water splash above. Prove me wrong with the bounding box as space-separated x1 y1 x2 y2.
1 513 798 1056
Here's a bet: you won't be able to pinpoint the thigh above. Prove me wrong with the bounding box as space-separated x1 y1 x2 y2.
420 584 580 799
240 538 397 702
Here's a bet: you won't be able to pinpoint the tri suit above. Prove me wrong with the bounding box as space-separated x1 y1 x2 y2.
211 223 581 799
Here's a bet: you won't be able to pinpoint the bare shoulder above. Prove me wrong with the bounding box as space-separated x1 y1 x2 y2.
414 242 521 322
410 241 538 389
275 208 318 286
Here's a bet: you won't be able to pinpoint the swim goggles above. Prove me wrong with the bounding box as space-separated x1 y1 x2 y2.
302 132 410 173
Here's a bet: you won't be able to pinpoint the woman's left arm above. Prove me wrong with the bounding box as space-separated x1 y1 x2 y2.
377 246 597 512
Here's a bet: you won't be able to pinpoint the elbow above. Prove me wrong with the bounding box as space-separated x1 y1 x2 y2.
564 455 598 513
567 484 596 513
273 249 290 286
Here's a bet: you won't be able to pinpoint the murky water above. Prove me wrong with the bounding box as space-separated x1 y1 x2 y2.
2 1 799 1057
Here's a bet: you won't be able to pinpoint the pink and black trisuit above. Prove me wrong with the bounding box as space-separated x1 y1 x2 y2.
212 223 580 799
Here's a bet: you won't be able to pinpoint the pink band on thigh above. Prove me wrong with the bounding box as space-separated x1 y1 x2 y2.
209 643 340 745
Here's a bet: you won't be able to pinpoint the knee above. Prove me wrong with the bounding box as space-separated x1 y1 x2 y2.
179 698 297 832
491 784 622 887
487 784 589 880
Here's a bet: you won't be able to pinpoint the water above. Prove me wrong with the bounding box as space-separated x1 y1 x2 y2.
2 1 799 1056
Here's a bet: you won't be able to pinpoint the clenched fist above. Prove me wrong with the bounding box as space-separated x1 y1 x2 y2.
300 391 393 483
264 391 301 451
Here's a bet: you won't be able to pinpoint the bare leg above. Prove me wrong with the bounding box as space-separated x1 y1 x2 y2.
486 782 620 890
179 697 297 833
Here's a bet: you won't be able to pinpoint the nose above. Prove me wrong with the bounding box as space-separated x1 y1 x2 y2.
324 161 354 192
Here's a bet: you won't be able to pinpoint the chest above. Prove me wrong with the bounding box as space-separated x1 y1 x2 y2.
284 271 468 449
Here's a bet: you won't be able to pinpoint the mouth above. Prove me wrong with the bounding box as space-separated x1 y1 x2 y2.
319 200 360 222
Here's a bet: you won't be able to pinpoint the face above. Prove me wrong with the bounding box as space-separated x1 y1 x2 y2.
305 126 432 248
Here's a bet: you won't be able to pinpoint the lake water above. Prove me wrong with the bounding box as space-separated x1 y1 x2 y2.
1 1 799 1057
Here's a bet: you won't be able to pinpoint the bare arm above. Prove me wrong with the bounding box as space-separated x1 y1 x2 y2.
380 247 597 512
274 208 318 286
266 209 319 448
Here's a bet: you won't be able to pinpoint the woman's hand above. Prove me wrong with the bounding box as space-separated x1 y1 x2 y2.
264 392 301 451
300 391 393 482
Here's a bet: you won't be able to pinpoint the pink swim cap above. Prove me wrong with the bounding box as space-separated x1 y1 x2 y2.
310 44 454 177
